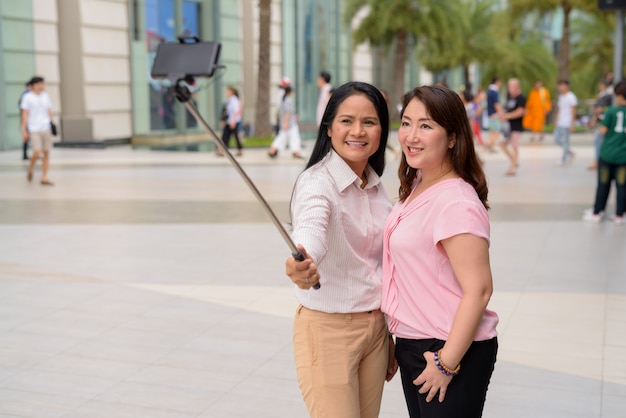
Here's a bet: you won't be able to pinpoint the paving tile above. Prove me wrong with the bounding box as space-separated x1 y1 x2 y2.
94 381 217 415
0 370 118 399
62 400 196 418
0 388 83 418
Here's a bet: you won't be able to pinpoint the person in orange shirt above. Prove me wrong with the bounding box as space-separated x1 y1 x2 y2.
522 80 552 142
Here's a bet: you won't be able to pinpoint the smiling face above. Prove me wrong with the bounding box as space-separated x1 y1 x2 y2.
327 93 382 175
398 98 455 174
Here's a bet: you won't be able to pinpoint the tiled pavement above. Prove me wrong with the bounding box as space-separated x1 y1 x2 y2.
0 132 624 417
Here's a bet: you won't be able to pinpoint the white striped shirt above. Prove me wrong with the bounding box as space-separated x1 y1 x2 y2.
291 150 392 313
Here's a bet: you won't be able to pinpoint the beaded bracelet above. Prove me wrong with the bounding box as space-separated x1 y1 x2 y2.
434 349 460 376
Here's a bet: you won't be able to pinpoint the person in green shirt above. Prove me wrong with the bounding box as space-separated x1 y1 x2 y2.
583 81 626 224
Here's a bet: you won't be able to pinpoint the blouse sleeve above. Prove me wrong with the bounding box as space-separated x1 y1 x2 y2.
433 199 490 247
290 172 332 264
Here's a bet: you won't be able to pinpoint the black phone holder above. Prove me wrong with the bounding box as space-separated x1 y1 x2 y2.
150 35 317 287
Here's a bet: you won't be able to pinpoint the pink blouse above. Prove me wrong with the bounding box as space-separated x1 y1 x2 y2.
382 178 498 341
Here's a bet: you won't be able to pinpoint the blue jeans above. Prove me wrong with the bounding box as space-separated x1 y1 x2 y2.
553 126 572 162
594 129 604 160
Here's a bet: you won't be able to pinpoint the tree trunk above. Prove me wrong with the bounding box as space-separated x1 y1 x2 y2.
463 65 471 90
254 0 272 137
391 29 408 119
557 3 571 82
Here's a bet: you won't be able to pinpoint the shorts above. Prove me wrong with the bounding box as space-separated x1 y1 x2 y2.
501 130 522 149
30 129 53 151
488 117 501 132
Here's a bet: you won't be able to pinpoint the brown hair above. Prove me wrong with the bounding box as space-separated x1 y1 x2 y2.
397 85 489 209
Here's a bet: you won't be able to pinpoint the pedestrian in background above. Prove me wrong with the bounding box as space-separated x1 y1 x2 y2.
218 85 243 157
267 86 303 159
583 81 626 224
485 77 503 153
522 80 552 143
21 76 55 186
554 80 578 165
587 79 613 170
500 78 526 176
316 71 332 127
459 88 484 161
275 76 292 135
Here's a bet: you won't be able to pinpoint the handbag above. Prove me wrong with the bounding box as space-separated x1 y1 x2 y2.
50 122 57 136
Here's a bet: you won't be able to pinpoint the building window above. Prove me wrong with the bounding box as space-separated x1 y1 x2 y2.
286 0 349 128
133 0 204 134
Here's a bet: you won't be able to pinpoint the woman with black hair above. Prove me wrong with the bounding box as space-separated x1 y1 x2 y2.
285 81 398 418
218 85 243 156
267 85 303 159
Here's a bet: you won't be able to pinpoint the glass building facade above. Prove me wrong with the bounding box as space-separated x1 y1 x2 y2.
0 0 422 150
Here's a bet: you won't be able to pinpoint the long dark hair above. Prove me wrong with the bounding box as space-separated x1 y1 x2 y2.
305 81 389 176
398 85 489 209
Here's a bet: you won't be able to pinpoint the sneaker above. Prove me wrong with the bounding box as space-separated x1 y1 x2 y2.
582 212 602 223
615 216 626 225
583 208 604 217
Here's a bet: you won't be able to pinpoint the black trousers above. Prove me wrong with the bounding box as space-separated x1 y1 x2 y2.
395 337 498 418
221 124 242 150
23 139 29 159
593 158 626 216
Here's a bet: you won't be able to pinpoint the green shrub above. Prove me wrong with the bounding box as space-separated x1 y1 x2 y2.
244 135 273 147
542 124 588 133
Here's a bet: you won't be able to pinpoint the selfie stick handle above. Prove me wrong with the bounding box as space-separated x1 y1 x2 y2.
174 83 319 289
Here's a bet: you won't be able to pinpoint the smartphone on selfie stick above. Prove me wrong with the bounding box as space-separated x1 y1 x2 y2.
151 34 320 290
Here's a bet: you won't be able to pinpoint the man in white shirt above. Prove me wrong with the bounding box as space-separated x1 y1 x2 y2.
554 79 578 165
316 71 332 127
21 76 55 185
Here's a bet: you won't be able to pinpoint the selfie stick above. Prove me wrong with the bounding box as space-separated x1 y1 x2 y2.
169 75 320 289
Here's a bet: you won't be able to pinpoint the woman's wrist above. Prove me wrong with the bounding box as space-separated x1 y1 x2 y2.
434 349 460 376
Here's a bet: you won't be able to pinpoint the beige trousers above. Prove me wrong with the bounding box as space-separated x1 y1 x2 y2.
293 305 389 418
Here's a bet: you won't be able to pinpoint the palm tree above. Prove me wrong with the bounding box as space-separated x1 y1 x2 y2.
569 11 615 99
418 0 499 88
253 0 272 137
479 9 557 92
344 0 454 109
508 0 598 81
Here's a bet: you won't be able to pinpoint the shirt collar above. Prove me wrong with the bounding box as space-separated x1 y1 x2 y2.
326 149 380 192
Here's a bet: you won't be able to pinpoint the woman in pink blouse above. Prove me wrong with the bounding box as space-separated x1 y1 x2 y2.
382 85 498 418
